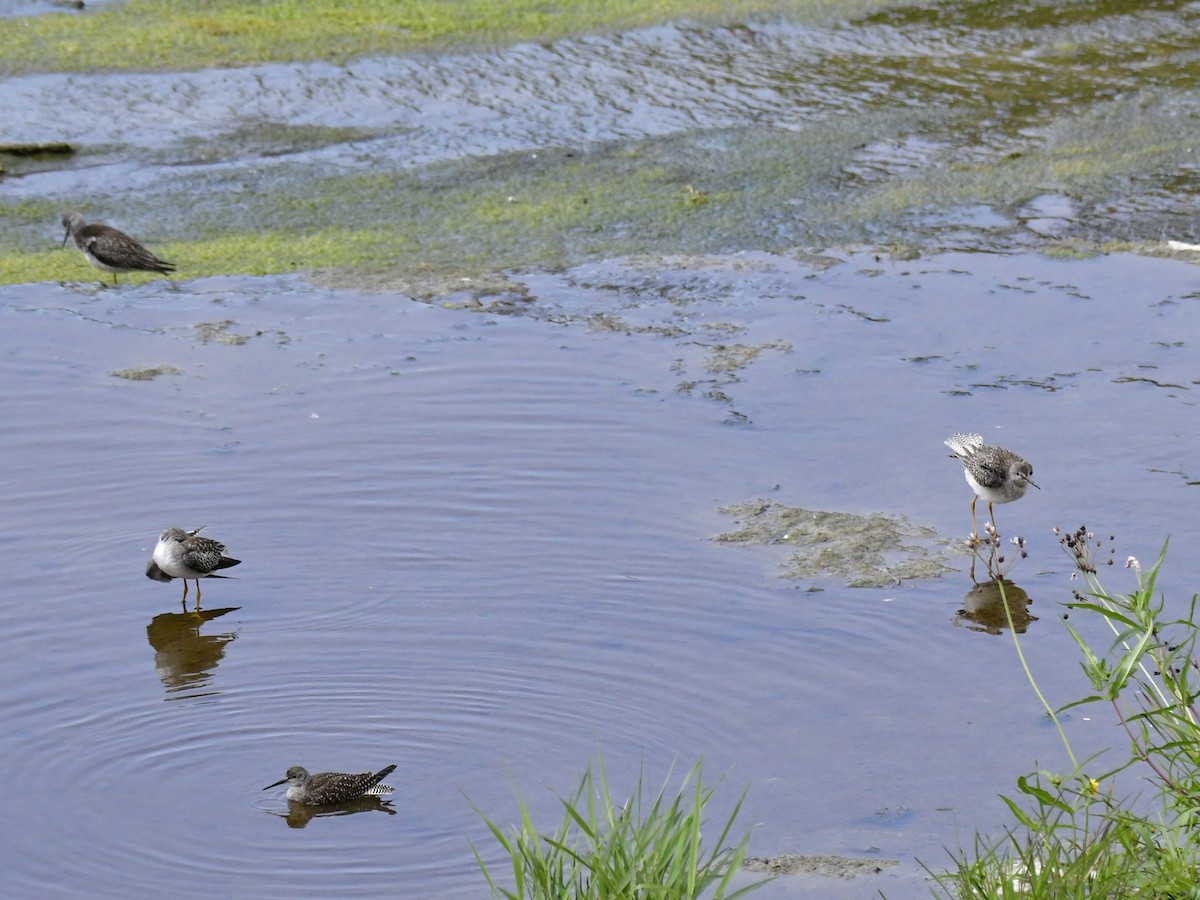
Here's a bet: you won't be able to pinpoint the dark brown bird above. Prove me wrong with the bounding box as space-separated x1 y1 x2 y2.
262 765 397 805
61 211 175 284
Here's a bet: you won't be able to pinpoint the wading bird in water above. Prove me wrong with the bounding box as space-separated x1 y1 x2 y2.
262 765 397 805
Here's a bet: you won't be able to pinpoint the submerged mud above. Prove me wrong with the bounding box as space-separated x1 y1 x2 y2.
715 499 954 587
743 853 900 879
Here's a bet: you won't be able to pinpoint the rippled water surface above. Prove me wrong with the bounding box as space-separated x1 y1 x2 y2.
3 249 1200 897
5 0 1200 895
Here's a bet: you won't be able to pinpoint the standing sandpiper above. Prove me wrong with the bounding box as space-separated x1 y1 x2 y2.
61 211 176 284
262 765 397 805
147 526 240 608
945 432 1038 537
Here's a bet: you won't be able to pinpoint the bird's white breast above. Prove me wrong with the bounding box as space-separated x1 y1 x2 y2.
152 539 189 578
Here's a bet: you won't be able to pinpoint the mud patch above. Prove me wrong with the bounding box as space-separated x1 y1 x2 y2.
320 264 532 308
574 311 686 338
110 364 183 381
192 321 290 346
194 320 250 345
715 498 954 587
742 853 899 878
174 122 384 166
700 340 793 374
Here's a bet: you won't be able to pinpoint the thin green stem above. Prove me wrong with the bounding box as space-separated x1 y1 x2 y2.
998 578 1079 771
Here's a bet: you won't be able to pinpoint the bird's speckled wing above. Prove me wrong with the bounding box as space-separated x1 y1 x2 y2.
967 458 1008 489
84 226 175 273
180 535 228 574
308 766 396 803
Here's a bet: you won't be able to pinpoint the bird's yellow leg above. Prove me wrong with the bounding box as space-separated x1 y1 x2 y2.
970 496 979 538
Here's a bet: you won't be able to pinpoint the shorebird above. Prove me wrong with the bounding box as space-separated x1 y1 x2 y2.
147 526 240 607
61 211 176 284
945 432 1038 537
263 765 397 805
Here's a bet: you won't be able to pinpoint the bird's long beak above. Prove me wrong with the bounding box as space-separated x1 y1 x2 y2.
61 227 70 248
1027 477 1040 490
262 777 288 791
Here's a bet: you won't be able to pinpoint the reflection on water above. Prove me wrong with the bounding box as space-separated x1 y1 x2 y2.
955 580 1037 635
145 607 240 698
271 796 397 830
960 530 1031 584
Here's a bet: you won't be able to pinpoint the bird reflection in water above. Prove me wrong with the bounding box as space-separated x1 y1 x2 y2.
145 607 240 698
955 579 1037 635
272 795 398 829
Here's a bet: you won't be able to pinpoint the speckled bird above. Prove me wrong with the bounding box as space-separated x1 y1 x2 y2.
147 526 240 606
945 432 1038 536
61 211 176 284
262 765 397 805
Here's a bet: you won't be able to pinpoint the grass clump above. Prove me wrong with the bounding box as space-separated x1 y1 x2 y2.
933 529 1200 897
471 756 767 899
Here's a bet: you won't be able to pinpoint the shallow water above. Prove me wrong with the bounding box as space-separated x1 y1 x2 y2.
5 1 1200 895
2 249 1199 896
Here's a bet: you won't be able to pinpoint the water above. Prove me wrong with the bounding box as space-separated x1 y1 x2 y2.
2 249 1198 896
5 1 1200 895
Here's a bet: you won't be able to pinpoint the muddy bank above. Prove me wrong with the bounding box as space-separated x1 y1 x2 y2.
4 4 1200 284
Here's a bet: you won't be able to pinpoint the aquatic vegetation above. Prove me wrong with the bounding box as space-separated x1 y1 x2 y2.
471 756 767 899
932 531 1200 896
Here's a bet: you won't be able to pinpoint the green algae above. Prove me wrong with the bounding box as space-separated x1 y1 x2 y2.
0 0 900 75
6 2 1200 287
8 118 887 286
11 83 1200 289
15 128 852 286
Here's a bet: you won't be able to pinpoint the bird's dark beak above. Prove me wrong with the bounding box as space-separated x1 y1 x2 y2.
1028 478 1040 490
263 777 288 791
61 227 70 248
